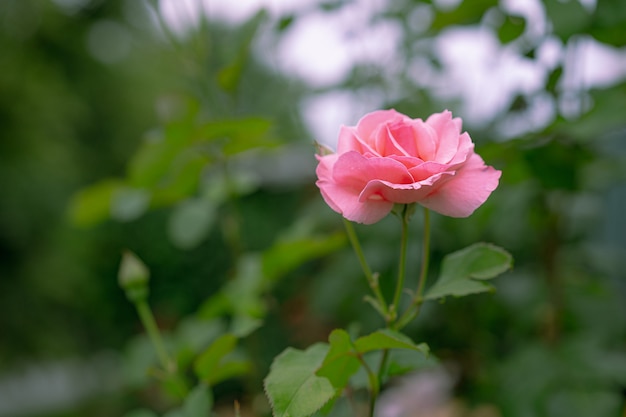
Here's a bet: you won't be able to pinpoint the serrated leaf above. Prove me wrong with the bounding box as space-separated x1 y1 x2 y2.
316 330 361 390
316 329 429 393
425 243 513 300
264 344 335 417
354 329 429 355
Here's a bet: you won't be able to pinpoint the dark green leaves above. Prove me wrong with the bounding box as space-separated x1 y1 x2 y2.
425 243 513 300
264 330 429 417
497 14 526 44
194 334 251 386
264 344 336 417
317 329 429 390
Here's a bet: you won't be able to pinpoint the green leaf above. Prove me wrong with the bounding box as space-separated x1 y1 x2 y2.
194 333 250 386
111 186 151 222
175 317 226 354
167 198 217 249
182 384 213 417
123 409 159 417
162 409 183 417
544 0 591 41
230 314 263 338
262 233 346 284
425 243 513 300
498 14 526 44
354 329 429 354
386 349 439 377
316 329 429 393
264 344 335 417
162 372 190 399
150 151 206 206
67 179 123 226
430 0 498 30
195 117 275 155
316 330 361 390
128 126 192 189
205 359 251 386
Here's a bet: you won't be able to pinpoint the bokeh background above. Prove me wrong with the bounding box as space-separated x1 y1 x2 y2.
1 0 625 416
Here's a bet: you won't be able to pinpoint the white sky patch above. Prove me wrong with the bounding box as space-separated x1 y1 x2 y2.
500 0 547 40
202 0 321 24
158 0 203 36
302 89 386 149
536 36 563 70
574 36 626 89
431 27 545 124
273 0 400 88
158 0 626 135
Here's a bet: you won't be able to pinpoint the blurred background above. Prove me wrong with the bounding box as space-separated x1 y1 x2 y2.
1 0 625 416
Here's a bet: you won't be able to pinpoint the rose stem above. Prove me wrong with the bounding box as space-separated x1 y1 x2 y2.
342 218 390 319
395 207 431 330
390 204 411 321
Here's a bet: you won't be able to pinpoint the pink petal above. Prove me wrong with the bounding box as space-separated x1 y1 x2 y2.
355 109 407 141
315 154 343 213
408 161 449 181
332 151 414 190
316 151 409 224
337 126 379 155
411 121 437 161
386 121 418 156
418 153 501 217
426 110 462 163
374 124 411 157
360 171 455 204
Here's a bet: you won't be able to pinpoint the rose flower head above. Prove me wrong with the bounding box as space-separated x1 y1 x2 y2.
315 109 501 224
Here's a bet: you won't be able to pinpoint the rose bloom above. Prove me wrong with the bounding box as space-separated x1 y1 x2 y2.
315 109 501 224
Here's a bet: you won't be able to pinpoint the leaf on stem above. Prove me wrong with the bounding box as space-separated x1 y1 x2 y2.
264 344 335 417
194 333 251 386
424 242 513 300
354 329 429 354
316 329 361 390
316 329 429 392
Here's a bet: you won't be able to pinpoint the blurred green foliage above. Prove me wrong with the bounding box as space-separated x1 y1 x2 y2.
1 0 625 416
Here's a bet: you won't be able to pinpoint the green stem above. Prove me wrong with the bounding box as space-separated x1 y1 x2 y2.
416 208 431 299
358 356 379 417
395 208 431 330
343 218 389 319
136 300 174 373
390 205 410 321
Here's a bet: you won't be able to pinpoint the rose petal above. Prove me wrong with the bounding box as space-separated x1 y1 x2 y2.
360 171 455 204
385 121 416 156
316 151 410 224
426 111 463 163
332 151 414 190
412 121 437 161
408 160 449 181
337 126 379 155
418 153 501 217
355 109 408 141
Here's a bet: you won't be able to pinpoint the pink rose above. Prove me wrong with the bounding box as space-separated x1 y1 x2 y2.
315 109 501 224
